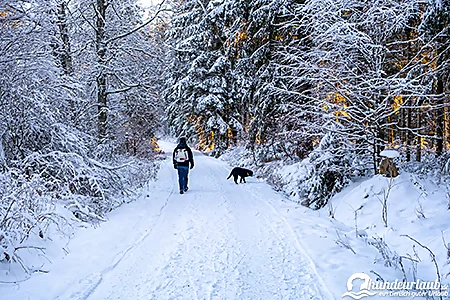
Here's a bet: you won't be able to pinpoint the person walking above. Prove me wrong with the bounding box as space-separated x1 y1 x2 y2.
173 137 194 194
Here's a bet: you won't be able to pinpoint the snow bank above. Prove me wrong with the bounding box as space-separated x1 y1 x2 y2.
330 172 450 280
249 172 449 298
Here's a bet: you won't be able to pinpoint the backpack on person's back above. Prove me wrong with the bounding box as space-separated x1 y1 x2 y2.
174 148 189 163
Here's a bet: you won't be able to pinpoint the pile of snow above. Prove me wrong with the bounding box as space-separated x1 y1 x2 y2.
380 149 400 158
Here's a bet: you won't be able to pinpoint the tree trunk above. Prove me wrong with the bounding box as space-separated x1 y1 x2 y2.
57 2 73 75
416 101 423 162
377 126 385 156
0 135 5 166
54 1 78 124
96 0 108 143
373 138 378 174
435 77 444 156
406 105 412 161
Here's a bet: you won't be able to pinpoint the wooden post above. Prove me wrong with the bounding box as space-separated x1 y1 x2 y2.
379 149 399 178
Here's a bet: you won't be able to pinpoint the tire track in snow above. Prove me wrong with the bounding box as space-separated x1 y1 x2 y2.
244 184 335 300
214 161 330 299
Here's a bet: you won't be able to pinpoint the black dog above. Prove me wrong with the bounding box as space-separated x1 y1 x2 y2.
227 167 253 184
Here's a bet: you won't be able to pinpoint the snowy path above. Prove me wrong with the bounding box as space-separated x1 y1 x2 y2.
2 142 333 300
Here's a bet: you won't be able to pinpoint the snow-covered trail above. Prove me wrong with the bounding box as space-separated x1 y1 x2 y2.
80 142 330 300
2 141 333 300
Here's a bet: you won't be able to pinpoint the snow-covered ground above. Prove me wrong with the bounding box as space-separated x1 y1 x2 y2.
221 146 450 299
0 141 334 299
2 141 449 299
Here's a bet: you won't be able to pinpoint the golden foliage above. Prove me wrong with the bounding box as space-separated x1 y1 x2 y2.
227 128 233 138
234 30 247 44
208 131 215 151
274 35 283 41
326 92 350 119
150 136 160 152
393 96 403 114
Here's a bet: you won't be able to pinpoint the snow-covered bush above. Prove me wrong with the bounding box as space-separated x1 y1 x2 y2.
402 151 450 209
0 147 160 270
296 132 357 209
220 129 369 210
441 151 450 175
0 171 64 269
369 236 406 270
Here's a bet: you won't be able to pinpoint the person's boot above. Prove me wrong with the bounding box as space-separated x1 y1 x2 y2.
180 190 184 194
184 187 189 192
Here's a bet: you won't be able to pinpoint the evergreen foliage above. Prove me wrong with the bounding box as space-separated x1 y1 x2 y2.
164 0 450 208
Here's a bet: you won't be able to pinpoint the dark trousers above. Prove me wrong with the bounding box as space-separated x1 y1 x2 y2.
177 165 189 191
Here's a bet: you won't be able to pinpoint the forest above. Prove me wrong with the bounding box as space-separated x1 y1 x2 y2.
1 0 449 275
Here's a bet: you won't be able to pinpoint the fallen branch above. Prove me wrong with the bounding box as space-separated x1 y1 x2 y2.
370 270 385 282
15 246 46 252
335 229 356 254
442 232 450 278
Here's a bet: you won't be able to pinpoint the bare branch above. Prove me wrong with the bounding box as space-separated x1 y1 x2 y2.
105 0 170 45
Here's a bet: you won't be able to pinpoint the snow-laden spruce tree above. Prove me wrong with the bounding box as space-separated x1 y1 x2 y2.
165 0 242 156
165 0 292 157
297 127 355 209
223 0 297 160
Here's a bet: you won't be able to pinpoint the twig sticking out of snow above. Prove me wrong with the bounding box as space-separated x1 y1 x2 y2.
369 236 415 283
374 178 395 227
335 229 356 254
401 234 443 300
441 232 450 278
354 205 364 239
370 270 385 282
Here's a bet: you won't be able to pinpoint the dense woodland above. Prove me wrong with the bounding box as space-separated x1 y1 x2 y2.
165 0 450 207
0 0 449 271
166 0 450 163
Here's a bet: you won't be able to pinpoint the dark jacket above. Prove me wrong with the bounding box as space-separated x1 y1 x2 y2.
173 142 194 168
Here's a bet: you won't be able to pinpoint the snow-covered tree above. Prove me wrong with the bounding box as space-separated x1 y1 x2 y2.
166 0 242 156
419 0 450 157
0 0 166 270
297 128 354 209
278 0 428 172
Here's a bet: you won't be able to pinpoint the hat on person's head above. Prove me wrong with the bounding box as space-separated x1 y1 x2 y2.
179 136 187 144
